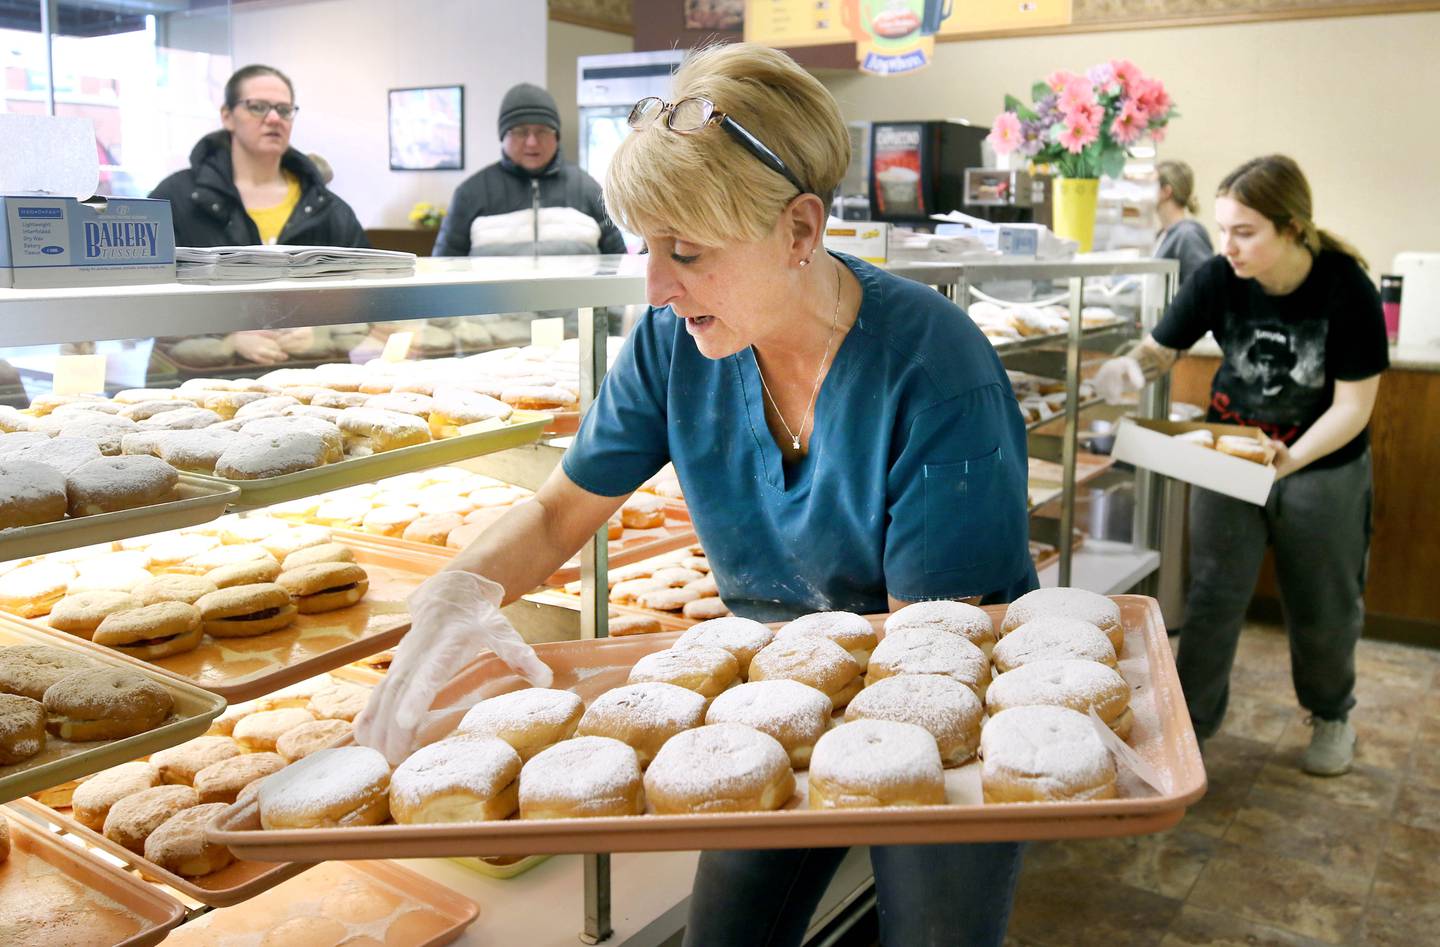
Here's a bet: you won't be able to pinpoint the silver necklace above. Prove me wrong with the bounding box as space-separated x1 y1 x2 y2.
755 261 842 453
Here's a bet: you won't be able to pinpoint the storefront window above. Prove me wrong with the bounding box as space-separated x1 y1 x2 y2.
0 1 231 197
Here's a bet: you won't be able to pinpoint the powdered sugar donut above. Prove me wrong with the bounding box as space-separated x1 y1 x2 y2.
502 384 578 411
644 722 795 814
985 658 1132 739
48 414 140 455
259 746 392 829
239 417 344 463
577 682 707 768
427 387 512 438
389 733 522 824
748 636 862 709
66 455 179 516
336 408 431 451
9 435 102 476
213 431 329 479
0 458 68 527
155 429 242 474
627 646 738 700
1001 588 1123 653
705 679 831 768
884 600 996 656
992 617 1117 673
519 735 644 818
981 705 1116 802
808 719 945 809
776 611 878 666
865 627 990 699
671 617 775 678
844 674 982 766
457 688 584 761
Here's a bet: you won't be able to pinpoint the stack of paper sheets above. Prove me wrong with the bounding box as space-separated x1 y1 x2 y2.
176 245 417 283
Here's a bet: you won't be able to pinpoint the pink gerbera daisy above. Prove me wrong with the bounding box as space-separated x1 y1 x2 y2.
1047 70 1080 93
1058 77 1096 115
1110 101 1147 144
987 110 1023 156
1110 59 1143 90
1057 113 1100 154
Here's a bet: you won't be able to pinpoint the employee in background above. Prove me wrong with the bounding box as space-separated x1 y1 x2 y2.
150 64 368 365
1152 159 1214 284
1096 154 1387 777
361 43 1034 947
432 83 626 257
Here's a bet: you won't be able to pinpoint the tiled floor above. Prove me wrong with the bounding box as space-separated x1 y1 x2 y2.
1004 623 1440 947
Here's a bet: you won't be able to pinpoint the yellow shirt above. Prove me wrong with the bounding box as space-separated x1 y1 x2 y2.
246 172 301 245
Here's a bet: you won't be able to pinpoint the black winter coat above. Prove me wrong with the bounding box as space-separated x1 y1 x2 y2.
149 131 369 248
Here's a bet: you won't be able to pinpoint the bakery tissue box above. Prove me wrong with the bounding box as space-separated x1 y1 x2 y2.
0 114 175 289
1112 418 1276 506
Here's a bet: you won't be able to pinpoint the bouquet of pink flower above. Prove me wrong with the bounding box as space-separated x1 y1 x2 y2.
987 60 1177 179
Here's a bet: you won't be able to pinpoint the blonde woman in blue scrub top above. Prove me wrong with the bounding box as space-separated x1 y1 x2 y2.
359 44 1036 946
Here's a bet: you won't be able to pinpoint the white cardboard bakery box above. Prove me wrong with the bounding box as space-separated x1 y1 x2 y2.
1113 418 1276 506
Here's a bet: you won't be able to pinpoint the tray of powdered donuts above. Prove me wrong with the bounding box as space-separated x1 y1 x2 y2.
0 614 224 807
209 590 1206 862
0 520 433 702
9 672 373 907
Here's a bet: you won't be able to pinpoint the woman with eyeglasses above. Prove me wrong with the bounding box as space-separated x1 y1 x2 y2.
149 64 369 364
357 44 1033 947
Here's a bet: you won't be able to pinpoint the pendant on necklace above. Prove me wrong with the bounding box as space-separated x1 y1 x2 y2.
791 435 801 450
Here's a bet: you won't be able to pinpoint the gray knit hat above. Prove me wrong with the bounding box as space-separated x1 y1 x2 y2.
498 83 560 140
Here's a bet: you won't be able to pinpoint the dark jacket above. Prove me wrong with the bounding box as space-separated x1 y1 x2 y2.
433 155 625 257
149 131 369 248
1154 218 1214 285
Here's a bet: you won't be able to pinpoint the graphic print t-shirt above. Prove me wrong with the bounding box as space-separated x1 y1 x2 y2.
1152 250 1388 469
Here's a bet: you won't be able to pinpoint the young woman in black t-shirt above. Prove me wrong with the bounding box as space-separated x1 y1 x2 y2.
1096 154 1388 776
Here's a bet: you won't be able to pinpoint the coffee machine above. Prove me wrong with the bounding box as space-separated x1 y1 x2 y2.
963 168 1053 227
868 120 988 224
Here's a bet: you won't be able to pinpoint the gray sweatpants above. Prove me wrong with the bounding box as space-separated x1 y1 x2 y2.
1175 449 1372 740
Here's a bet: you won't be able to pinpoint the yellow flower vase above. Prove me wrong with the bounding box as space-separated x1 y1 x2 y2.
1052 178 1100 252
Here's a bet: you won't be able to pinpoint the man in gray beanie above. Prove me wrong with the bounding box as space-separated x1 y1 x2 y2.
434 82 625 257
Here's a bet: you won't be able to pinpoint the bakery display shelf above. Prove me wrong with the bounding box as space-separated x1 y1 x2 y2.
990 320 1129 355
187 409 551 510
527 589 698 633
9 796 311 909
211 596 1205 862
0 804 186 946
1 477 240 563
20 538 425 702
1024 396 1104 432
151 859 478 947
1031 530 1087 575
0 617 225 806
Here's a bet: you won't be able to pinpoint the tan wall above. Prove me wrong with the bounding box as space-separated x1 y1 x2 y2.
547 19 634 165
820 11 1440 277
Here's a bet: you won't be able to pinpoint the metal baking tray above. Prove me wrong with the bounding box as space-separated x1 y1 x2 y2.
210 596 1206 861
187 409 551 509
0 617 225 806
0 476 238 563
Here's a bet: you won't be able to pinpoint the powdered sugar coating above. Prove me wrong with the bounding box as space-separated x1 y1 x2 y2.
66 455 179 516
810 719 944 800
259 745 391 824
627 647 738 695
390 734 521 811
10 436 102 476
579 682 706 742
844 674 982 765
136 407 223 431
884 601 995 649
518 736 642 816
867 627 990 695
1002 588 1121 635
985 658 1129 717
214 432 328 479
981 705 1115 800
431 387 512 423
643 722 793 811
0 459 68 526
992 617 1116 672
704 680 830 761
458 688 585 734
777 611 877 650
749 637 859 691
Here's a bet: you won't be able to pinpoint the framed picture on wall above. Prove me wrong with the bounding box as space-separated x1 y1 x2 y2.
388 85 464 171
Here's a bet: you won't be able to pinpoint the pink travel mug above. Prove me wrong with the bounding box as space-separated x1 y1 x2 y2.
1381 275 1402 342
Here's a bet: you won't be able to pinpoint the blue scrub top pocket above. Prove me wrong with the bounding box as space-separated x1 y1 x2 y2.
923 448 1014 580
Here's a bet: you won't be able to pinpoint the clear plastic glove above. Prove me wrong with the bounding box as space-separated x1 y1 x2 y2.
229 330 289 365
1094 356 1146 404
355 570 553 764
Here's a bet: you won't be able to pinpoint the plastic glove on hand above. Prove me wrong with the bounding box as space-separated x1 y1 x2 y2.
1094 356 1146 404
355 570 553 764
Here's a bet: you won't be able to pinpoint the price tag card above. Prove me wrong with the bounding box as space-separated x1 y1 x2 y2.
52 354 107 395
530 317 565 348
381 331 413 363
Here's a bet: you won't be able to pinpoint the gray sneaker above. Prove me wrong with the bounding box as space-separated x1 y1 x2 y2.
1301 717 1356 776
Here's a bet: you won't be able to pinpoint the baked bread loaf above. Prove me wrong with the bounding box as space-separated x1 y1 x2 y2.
92 602 203 660
233 707 315 753
808 719 946 809
884 600 996 656
275 562 369 613
0 458 68 527
260 746 392 829
66 455 178 516
865 627 991 699
704 679 831 769
72 761 161 830
985 658 1133 739
457 688 584 761
981 705 1117 802
103 783 198 853
43 668 173 741
144 802 234 877
1001 588 1123 653
627 646 739 700
844 674 982 767
276 718 353 762
644 723 795 814
390 733 522 824
149 735 241 786
992 617 1117 673
0 645 97 700
0 692 46 764
195 583 298 638
577 682 707 768
194 751 286 805
776 611 878 666
749 636 862 709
